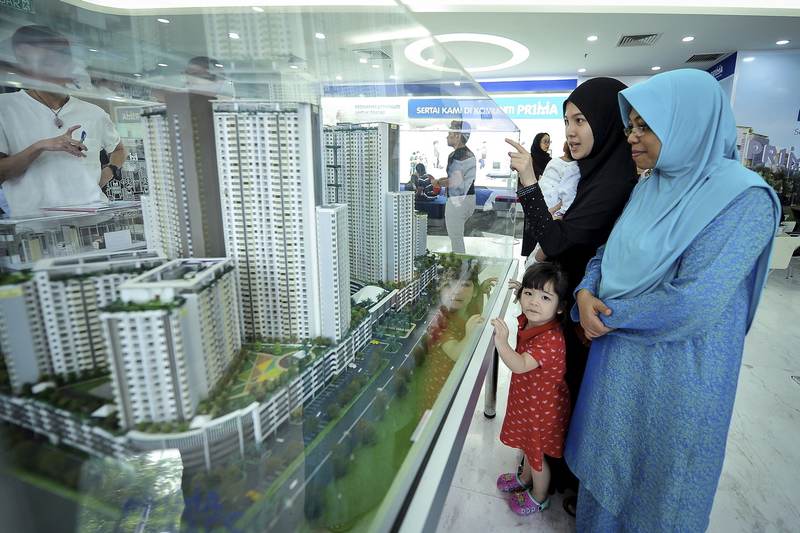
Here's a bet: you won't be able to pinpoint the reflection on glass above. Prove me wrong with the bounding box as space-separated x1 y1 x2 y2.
0 2 517 532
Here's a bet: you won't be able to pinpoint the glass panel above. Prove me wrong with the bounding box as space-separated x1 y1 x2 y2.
0 2 518 531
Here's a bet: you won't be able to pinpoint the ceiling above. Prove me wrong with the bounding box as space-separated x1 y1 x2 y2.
413 11 800 78
0 1 797 93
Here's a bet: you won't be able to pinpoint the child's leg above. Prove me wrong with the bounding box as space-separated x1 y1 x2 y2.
530 456 551 503
519 452 533 485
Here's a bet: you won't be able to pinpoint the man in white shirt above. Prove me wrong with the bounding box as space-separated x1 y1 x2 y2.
0 25 125 216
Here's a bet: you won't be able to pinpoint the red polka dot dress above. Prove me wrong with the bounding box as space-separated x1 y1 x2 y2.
499 316 570 472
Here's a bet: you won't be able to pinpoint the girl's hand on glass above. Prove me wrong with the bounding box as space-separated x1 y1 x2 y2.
466 314 485 334
576 289 613 339
480 277 498 295
490 318 509 346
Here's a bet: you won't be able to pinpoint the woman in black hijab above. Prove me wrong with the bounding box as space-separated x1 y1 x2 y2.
507 77 638 511
530 132 552 178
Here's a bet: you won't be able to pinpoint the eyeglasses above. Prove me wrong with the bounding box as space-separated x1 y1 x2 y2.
624 124 651 137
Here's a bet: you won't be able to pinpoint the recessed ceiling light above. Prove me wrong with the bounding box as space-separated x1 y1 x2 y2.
335 75 343 81
289 64 299 69
89 48 98 52
315 32 326 40
157 18 170 24
405 33 529 74
229 32 240 40
651 66 662 71
359 57 368 64
252 6 264 12
133 73 142 77
215 63 224 68
158 63 168 67
578 68 587 73
371 64 380 69
743 56 755 62
682 36 695 42
587 35 598 42
776 39 790 46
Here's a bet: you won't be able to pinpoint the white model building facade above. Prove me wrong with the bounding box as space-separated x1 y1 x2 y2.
0 274 50 392
141 107 185 260
385 191 414 284
101 259 241 429
323 123 400 284
33 251 166 378
413 212 428 258
316 204 351 343
213 101 322 342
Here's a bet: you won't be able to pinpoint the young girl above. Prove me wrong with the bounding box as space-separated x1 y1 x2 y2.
491 262 570 515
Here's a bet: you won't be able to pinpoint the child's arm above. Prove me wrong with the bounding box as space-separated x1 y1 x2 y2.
490 318 541 374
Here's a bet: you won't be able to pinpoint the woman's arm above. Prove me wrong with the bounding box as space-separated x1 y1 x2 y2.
601 188 776 344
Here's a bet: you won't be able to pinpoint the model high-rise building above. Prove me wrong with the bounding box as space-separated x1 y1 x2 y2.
316 204 351 342
385 192 414 284
0 273 50 392
33 251 166 378
214 101 323 342
323 123 399 284
101 259 241 429
413 212 428 258
141 97 226 260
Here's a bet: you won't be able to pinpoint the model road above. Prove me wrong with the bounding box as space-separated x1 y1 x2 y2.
250 306 437 533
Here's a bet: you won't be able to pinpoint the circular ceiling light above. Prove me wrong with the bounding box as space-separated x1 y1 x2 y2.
742 56 755 62
229 32 240 40
586 35 598 42
157 18 170 24
215 63 224 68
578 67 587 73
651 66 662 71
682 36 695 42
776 39 790 45
335 75 343 81
252 6 264 12
404 33 529 74
158 63 168 67
315 32 326 40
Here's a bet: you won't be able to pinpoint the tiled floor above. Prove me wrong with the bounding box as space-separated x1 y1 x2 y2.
434 258 800 532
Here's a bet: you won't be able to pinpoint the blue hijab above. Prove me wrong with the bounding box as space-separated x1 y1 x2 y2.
599 69 780 330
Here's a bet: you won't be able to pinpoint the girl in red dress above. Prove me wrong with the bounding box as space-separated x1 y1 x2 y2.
490 262 570 515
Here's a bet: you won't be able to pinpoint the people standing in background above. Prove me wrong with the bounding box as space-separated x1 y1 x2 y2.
410 163 438 203
437 120 476 254
0 25 125 216
433 140 441 169
530 132 552 178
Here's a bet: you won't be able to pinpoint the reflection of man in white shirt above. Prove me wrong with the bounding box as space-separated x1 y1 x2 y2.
436 120 476 254
0 25 124 216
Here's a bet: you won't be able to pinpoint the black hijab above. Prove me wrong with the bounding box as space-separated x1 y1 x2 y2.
530 132 552 178
539 77 638 260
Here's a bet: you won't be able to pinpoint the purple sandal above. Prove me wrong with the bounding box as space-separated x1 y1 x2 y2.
508 490 551 515
496 472 531 493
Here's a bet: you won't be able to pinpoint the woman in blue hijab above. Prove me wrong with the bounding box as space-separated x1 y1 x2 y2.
565 69 780 530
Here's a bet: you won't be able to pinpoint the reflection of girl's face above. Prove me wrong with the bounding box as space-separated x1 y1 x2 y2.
440 279 475 311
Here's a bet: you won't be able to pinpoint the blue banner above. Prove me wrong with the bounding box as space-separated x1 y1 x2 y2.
408 96 566 120
708 52 737 81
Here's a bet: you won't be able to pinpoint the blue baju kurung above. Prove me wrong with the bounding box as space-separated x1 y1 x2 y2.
565 188 777 531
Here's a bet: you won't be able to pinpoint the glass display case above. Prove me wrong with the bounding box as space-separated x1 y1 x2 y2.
0 2 521 531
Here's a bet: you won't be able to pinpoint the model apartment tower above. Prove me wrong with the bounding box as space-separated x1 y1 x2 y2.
33 251 166 378
316 204 351 343
413 212 428 258
140 96 226 260
323 123 400 284
385 192 414 284
213 101 323 342
101 259 241 429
